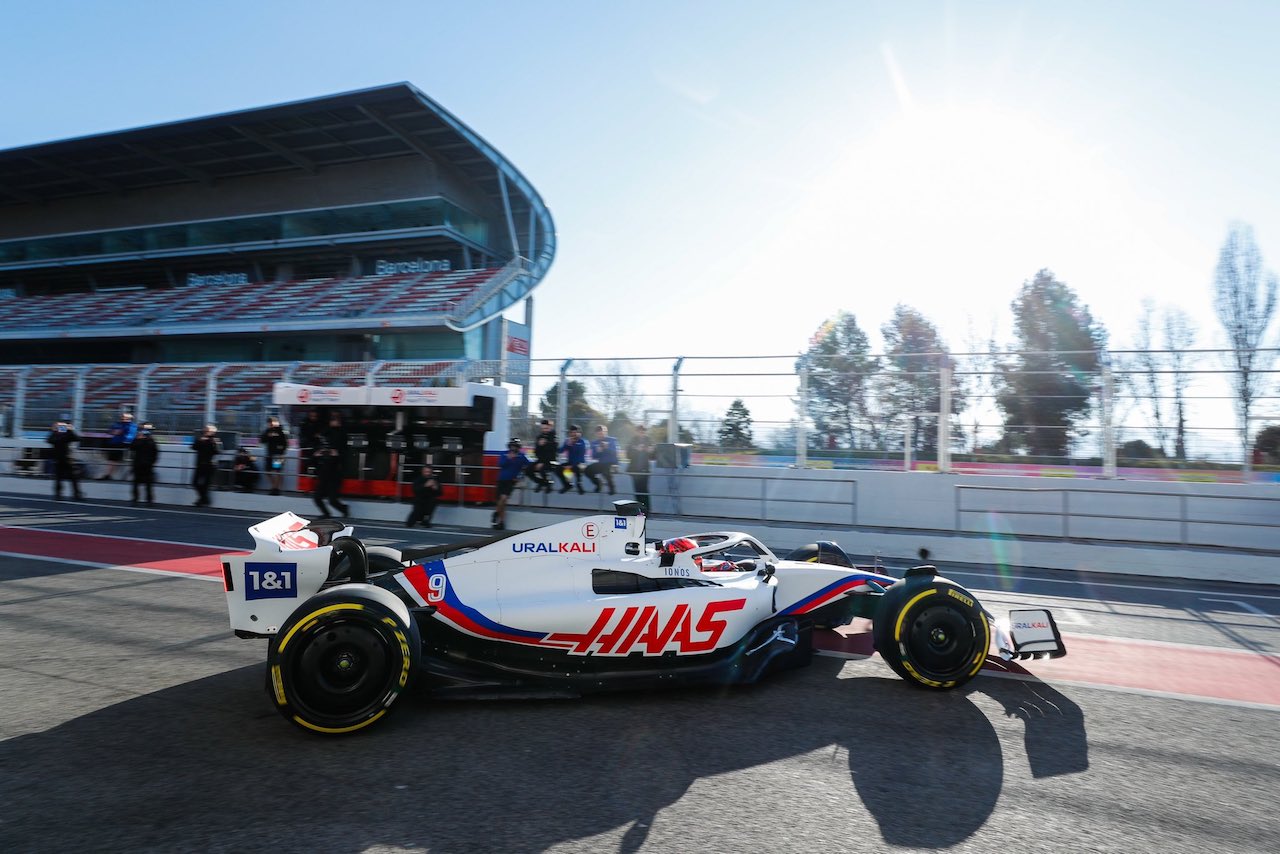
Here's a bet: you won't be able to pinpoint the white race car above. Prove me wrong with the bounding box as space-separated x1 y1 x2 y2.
221 501 1065 734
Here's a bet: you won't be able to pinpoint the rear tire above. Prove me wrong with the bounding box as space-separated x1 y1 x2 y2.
266 585 419 734
872 577 989 689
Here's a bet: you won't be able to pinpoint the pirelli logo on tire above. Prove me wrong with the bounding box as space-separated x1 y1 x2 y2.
947 588 974 608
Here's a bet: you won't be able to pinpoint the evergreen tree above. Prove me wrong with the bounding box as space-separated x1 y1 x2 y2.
995 270 1107 457
717 399 755 449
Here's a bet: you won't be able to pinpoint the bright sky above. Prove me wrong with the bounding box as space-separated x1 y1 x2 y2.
3 0 1279 363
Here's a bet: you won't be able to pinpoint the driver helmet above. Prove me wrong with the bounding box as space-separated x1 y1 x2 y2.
661 537 698 556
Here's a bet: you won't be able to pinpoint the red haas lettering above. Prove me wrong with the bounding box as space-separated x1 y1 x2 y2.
548 598 747 656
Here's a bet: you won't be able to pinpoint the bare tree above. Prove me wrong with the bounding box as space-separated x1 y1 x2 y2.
1213 223 1278 460
1133 299 1171 456
1163 307 1197 460
587 361 643 422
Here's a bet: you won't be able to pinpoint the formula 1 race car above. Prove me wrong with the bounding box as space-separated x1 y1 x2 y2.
221 501 1066 734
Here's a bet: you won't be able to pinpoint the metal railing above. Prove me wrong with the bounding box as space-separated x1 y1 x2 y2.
955 483 1280 551
3 348 1279 480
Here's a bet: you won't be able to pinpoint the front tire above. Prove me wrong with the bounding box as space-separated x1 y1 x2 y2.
266 585 419 734
872 576 989 689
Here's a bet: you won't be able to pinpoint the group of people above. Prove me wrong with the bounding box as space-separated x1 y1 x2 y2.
45 410 661 532
491 420 655 530
45 413 291 508
46 414 161 504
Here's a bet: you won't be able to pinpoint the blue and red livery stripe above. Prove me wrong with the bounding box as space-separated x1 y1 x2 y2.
778 575 884 616
399 561 571 647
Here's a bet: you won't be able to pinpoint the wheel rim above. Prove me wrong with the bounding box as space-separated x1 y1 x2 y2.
289 618 396 721
904 604 978 680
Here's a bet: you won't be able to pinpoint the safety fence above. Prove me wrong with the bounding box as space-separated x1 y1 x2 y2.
2 348 1279 479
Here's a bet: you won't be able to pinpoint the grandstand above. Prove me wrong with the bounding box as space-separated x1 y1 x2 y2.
0 83 554 377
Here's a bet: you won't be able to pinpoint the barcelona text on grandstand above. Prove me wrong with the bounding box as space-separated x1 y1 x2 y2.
375 258 453 276
186 272 250 287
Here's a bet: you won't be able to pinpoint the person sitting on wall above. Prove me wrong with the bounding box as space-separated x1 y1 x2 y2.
586 424 619 495
234 446 261 492
558 424 589 494
527 419 567 493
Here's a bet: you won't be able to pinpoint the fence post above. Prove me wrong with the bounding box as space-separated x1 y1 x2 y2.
796 361 809 468
670 357 684 445
206 364 227 427
73 367 87 428
938 359 952 473
557 359 573 437
15 367 30 434
137 364 159 423
1102 364 1117 478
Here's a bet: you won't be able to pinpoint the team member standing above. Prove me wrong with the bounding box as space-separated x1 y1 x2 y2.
46 418 84 501
626 424 655 514
586 424 619 495
312 435 350 518
130 422 160 505
406 463 441 528
558 424 589 494
493 439 529 530
259 416 289 496
192 424 221 507
527 419 565 493
100 411 137 480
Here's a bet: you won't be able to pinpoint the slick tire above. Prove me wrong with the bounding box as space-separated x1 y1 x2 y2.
872 576 989 690
266 584 420 735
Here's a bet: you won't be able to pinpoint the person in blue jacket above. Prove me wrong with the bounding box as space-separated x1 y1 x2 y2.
492 439 529 530
101 411 137 480
558 424 589 494
586 424 619 495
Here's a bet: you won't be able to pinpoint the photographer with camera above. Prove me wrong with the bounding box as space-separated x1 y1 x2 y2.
191 424 221 507
130 422 160 505
259 415 289 496
46 417 84 501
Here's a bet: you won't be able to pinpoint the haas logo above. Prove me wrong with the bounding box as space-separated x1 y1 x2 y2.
390 388 405 404
297 388 310 403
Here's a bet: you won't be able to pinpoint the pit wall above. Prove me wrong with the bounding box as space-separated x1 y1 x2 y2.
2 454 1276 585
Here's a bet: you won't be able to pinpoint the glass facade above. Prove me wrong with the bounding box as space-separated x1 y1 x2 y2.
0 198 489 267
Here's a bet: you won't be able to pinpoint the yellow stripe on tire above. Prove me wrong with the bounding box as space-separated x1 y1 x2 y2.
893 589 937 641
277 603 366 653
293 709 387 735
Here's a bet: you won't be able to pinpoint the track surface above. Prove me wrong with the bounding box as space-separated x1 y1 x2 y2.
2 492 1279 853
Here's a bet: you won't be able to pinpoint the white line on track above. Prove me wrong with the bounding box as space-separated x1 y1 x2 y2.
0 523 237 552
0 550 222 582
1201 597 1280 623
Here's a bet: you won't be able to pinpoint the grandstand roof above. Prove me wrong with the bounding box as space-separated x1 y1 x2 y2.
0 83 549 245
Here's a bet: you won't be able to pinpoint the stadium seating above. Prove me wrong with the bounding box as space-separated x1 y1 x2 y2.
0 266 508 333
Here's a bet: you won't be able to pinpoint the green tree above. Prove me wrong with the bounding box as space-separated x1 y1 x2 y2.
879 305 965 455
537 380 601 424
1213 223 1278 461
797 312 881 449
717 399 755 449
995 270 1107 457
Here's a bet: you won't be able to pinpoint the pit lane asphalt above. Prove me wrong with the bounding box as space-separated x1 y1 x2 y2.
2 494 1279 853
